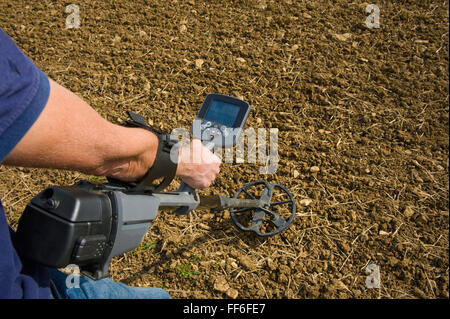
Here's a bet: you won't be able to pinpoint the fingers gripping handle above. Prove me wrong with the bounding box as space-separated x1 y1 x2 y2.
174 141 215 215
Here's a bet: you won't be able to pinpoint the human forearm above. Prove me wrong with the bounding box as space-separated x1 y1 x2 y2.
2 78 159 181
3 77 221 187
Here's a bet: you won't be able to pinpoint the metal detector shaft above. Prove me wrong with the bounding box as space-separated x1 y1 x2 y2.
198 195 265 210
154 192 265 211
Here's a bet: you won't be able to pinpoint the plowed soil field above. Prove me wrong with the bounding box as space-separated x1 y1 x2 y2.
1 0 448 299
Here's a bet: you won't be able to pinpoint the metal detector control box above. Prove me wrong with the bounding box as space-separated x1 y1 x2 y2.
193 94 250 148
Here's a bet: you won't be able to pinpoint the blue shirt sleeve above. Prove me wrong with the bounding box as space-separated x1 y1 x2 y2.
0 28 50 162
0 28 51 299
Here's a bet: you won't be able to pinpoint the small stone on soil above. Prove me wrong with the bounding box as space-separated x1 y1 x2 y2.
195 59 204 68
213 276 230 293
226 288 239 299
310 166 320 173
239 255 257 271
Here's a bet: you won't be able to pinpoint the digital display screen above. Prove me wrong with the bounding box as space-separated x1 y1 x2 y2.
204 99 241 127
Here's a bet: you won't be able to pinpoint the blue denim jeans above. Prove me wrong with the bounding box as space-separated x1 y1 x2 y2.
48 268 170 299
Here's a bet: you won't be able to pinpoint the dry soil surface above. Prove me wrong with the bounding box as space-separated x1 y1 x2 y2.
0 0 448 299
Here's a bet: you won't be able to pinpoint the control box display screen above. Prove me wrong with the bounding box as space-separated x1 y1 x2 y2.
204 99 241 127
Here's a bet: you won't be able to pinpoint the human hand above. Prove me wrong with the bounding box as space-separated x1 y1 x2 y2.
175 139 221 189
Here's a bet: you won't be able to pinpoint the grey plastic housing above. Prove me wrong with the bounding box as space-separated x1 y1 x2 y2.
97 191 160 278
86 190 200 278
110 192 159 251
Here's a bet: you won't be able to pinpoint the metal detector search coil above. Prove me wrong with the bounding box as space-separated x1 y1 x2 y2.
230 180 296 237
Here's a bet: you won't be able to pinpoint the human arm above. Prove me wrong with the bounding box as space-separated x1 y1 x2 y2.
2 78 220 188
